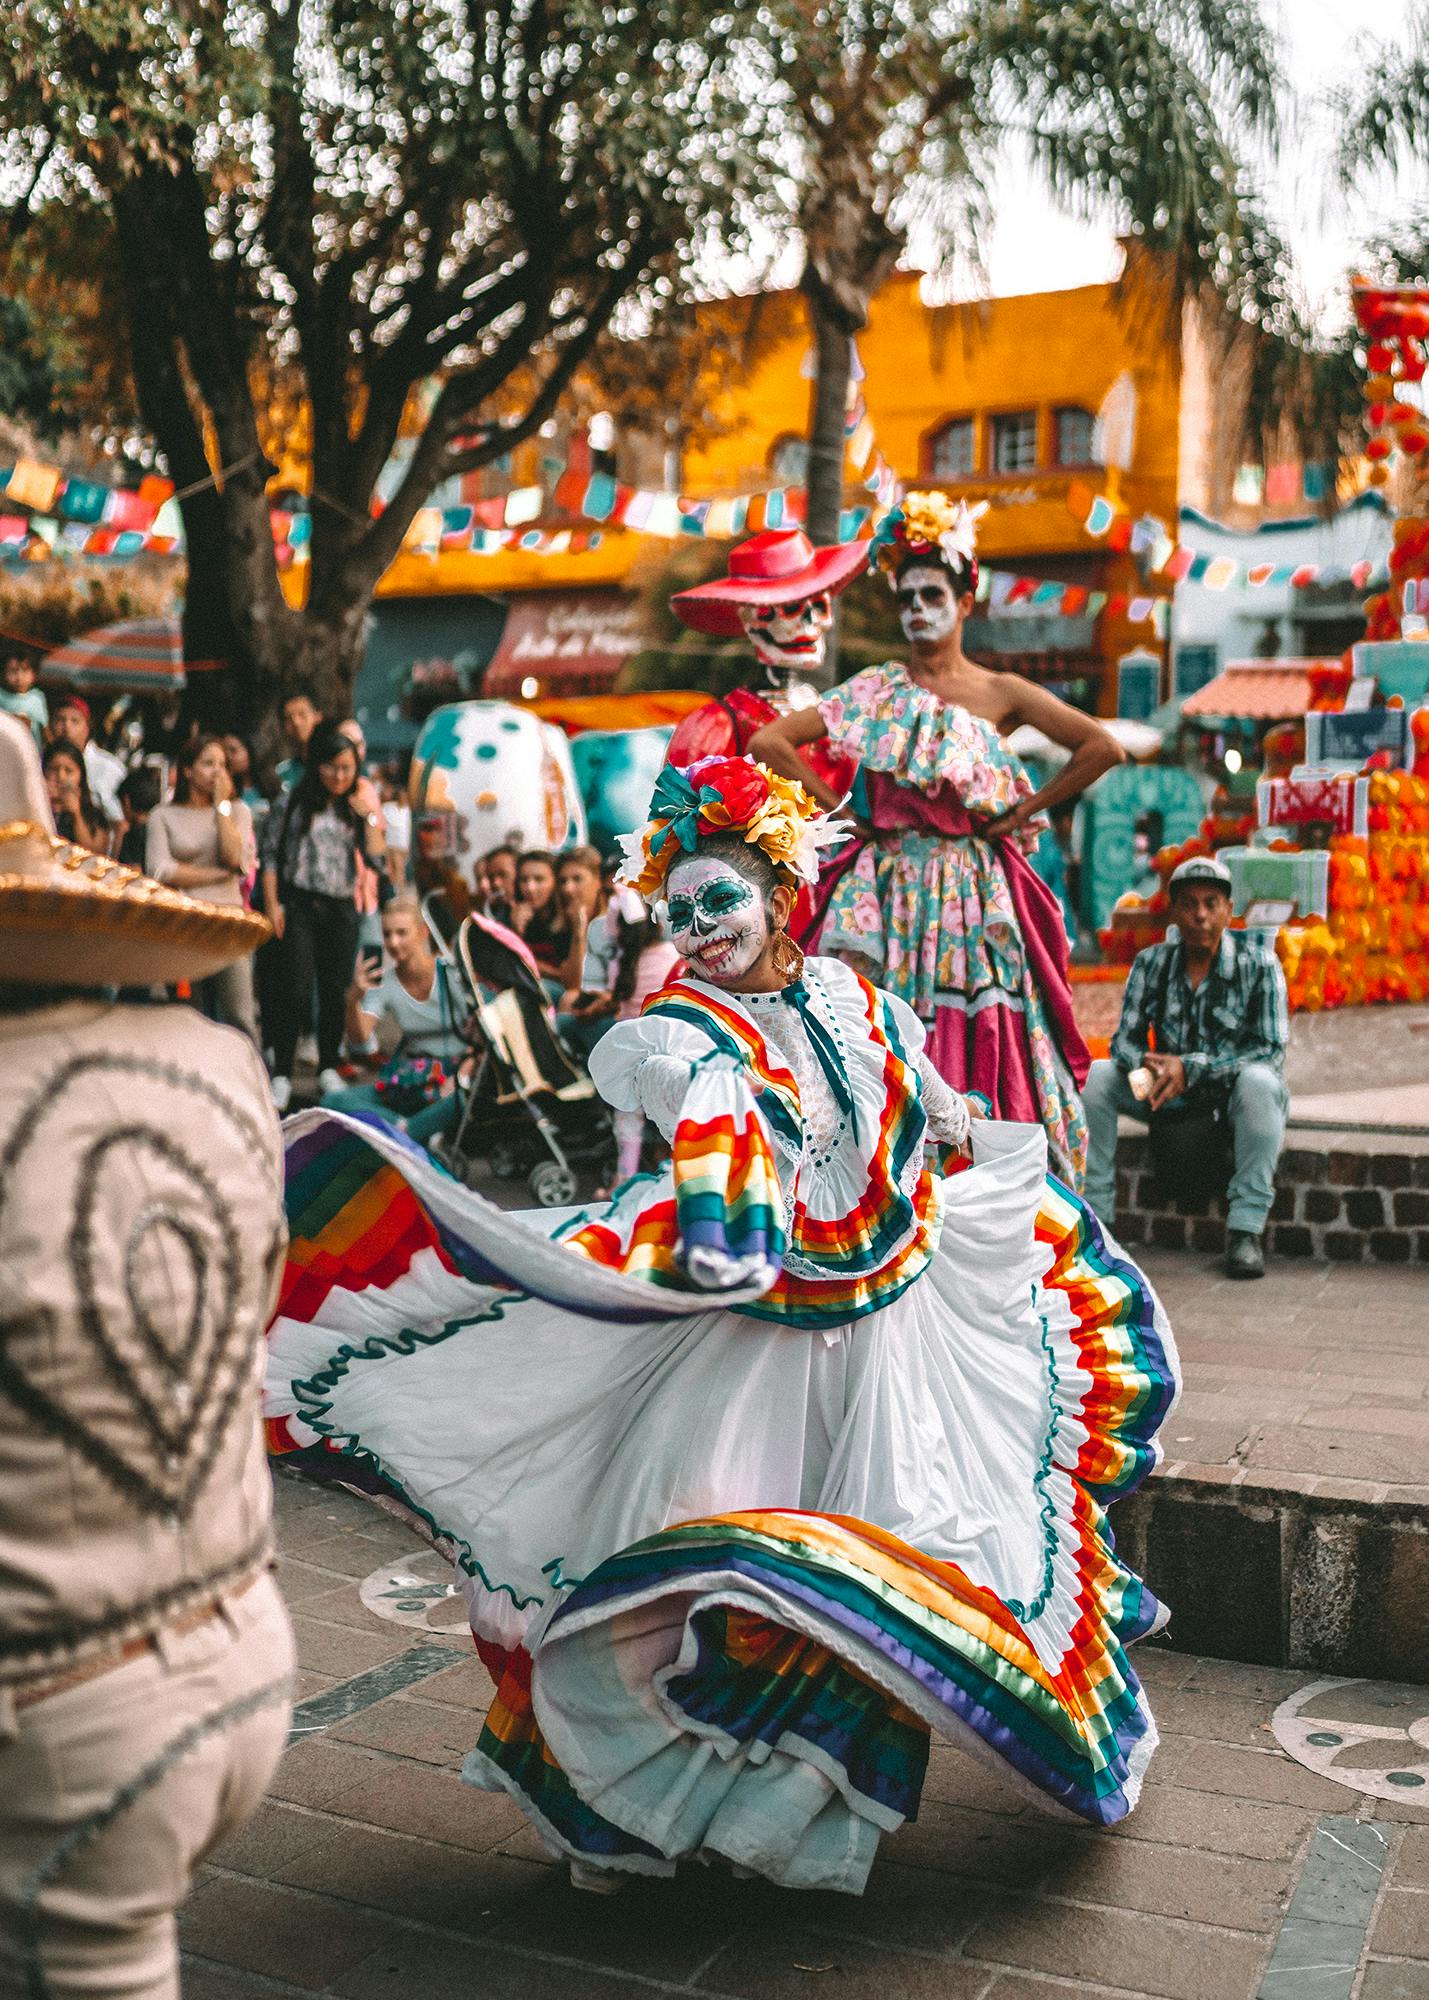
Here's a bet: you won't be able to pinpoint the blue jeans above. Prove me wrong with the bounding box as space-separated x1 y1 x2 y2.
320 1081 457 1150
1082 1058 1288 1235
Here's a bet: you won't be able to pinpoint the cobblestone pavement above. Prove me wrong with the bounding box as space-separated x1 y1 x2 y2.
178 1246 1429 1999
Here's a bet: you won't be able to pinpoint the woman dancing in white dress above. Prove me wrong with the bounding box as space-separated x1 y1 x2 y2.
265 754 1179 1894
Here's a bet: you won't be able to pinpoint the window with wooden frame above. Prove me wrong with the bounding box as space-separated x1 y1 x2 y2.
990 410 1038 473
1053 406 1097 467
927 416 976 479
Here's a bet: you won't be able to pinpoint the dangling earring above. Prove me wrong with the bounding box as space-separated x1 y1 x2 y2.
770 927 805 986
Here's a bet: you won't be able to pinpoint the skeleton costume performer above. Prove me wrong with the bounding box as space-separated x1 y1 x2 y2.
265 756 1180 1895
664 529 865 797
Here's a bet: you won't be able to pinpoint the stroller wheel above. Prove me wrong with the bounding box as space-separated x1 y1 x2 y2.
528 1160 578 1208
489 1141 522 1180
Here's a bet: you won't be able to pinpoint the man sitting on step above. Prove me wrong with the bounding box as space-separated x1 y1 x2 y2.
1083 854 1290 1280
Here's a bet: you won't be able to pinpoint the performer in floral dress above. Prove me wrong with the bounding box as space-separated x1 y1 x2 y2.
749 492 1123 1184
265 756 1178 1895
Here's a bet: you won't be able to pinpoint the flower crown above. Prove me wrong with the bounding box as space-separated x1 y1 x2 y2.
616 756 844 902
868 490 988 589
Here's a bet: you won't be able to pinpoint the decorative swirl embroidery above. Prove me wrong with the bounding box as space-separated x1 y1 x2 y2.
0 1052 284 1518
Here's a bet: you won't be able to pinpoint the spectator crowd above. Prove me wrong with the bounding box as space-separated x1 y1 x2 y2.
1 640 1291 1267
2 647 675 1183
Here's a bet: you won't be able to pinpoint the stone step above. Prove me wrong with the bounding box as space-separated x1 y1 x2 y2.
1121 1249 1429 1683
1113 1120 1429 1265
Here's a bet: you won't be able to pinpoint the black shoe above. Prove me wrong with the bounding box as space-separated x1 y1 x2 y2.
1225 1230 1266 1280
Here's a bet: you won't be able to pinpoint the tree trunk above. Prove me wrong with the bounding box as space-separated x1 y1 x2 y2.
178 487 248 735
804 301 853 553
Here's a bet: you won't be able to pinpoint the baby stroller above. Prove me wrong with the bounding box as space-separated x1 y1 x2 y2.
429 903 613 1206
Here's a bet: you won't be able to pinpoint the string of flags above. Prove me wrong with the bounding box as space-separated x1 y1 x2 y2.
1066 480 1389 594
0 425 1379 629
0 384 904 573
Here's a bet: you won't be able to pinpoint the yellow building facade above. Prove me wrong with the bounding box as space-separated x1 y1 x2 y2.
366 262 1193 715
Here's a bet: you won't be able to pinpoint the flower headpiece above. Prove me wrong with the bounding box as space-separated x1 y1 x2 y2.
868 490 988 591
616 755 844 903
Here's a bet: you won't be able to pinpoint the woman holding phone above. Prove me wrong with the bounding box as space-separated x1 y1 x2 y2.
321 894 464 1150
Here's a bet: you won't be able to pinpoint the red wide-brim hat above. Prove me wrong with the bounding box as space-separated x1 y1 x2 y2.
671 529 870 637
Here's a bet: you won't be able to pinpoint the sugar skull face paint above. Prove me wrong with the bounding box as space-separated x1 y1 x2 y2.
738 593 833 678
665 854 770 986
895 564 960 645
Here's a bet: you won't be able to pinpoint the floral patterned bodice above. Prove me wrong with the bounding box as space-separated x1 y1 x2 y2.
818 661 1037 832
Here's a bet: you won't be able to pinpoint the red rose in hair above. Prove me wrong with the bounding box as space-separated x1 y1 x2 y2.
686 756 771 828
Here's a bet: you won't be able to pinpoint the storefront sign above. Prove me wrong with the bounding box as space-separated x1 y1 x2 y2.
483 588 653 697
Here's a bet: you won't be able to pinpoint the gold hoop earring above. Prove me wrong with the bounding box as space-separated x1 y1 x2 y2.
770 927 805 986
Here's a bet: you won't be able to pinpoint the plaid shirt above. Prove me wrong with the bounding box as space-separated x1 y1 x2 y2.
1111 931 1288 1098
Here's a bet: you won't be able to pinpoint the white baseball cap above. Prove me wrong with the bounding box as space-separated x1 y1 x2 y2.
1169 855 1233 891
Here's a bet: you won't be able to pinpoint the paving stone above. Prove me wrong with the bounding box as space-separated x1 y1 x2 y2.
1399 1830 1429 1892
326 1691 479 1768
1156 1739 1359 1812
176 1960 312 1999
294 1582 407 1635
1181 1661 1342 1705
290 1670 338 1703
484 1865 758 1985
1144 1687 1282 1751
961 1896 1269 2000
728 1856 1008 1961
1359 1962 1429 1999
323 1759 523 1851
287 1615 420 1681
179 1874 410 1990
334 1934 660 1999
1036 1834 1292 1931
1374 1891 1429 1961
299 1530 425 1580
981 1978 1163 2000
274 1555 352 1605
1098 1782 1314 1861
1300 1406 1429 1439
266 1739 388 1810
920 1746 1027 1815
1160 1420 1252 1464
698 1926 989 1999
411 1656 497 1711
1241 1426 1429 1484
208 1800 334 1879
874 1801 1067 1885
1131 1647 1200 1693
273 1819 544 1935
1258 1913 1366 1999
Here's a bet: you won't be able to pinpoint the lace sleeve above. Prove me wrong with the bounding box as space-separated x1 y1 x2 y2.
632 1054 696 1142
917 1054 971 1146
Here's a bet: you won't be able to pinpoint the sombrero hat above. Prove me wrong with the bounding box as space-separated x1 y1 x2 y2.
0 712 271 989
671 529 870 638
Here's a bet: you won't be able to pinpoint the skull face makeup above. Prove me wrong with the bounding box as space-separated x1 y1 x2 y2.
664 852 770 987
895 564 962 646
737 593 833 680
